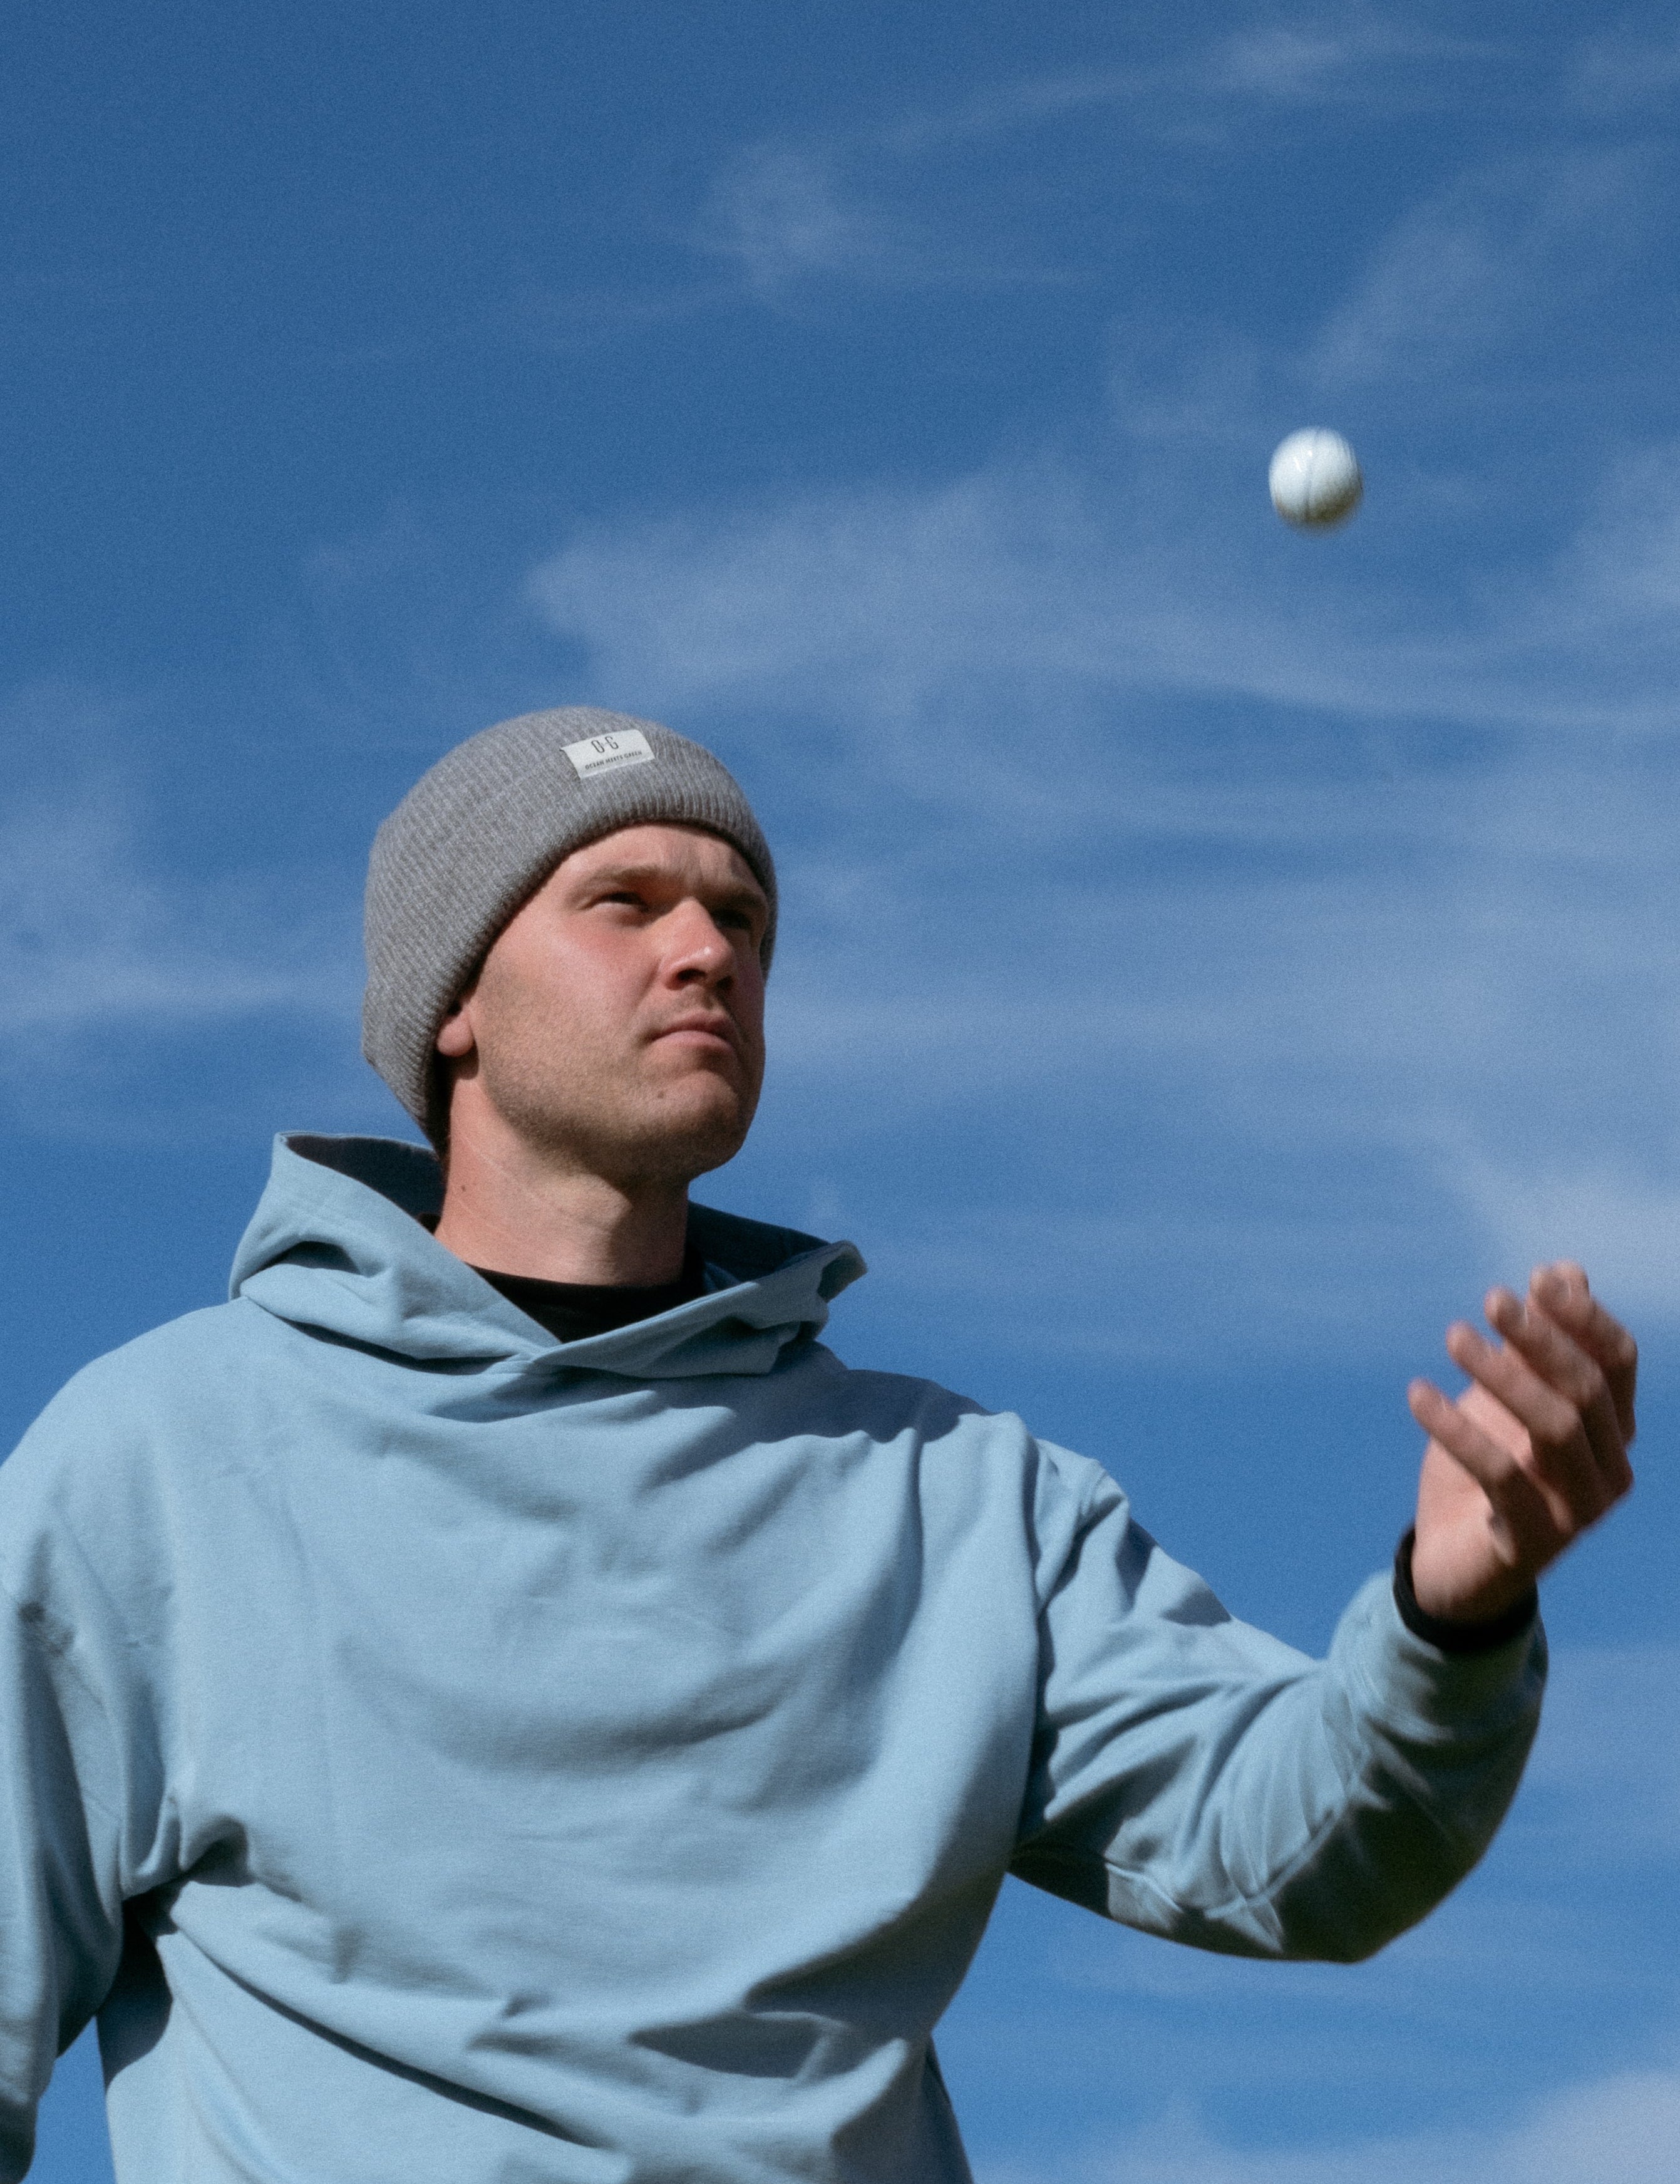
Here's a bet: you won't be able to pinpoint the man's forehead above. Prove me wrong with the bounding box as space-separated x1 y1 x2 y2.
556 823 764 889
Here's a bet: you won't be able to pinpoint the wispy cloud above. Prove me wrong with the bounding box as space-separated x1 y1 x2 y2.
1522 1644 1680 1860
527 419 1680 742
528 462 1116 739
1530 437 1680 657
0 687 362 1127
1211 17 1470 103
887 16 1495 154
974 2066 1680 2183
691 132 1087 299
1312 149 1667 389
684 18 1506 311
0 797 320 1036
1447 1167 1680 1330
1570 28 1680 114
694 145 927 298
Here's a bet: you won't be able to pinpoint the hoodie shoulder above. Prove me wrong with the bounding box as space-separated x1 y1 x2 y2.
0 1299 286 1610
796 1354 1122 1518
4 1299 285 1469
780 1352 1123 1610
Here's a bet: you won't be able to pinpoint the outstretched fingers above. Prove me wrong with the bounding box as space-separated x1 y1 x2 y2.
1528 1260 1639 1444
1405 1375 1554 1571
1448 1301 1627 1531
1409 1266 1636 1576
1409 1266 1636 1610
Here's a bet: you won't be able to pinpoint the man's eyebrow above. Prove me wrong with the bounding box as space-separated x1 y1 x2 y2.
571 861 766 905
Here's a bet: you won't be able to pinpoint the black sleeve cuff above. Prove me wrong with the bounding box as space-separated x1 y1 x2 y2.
1392 1528 1538 1655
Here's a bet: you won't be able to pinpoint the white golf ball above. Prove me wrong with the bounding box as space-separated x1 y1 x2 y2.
1268 429 1363 529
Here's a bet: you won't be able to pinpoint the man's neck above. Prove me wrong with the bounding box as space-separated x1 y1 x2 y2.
432 1126 691 1287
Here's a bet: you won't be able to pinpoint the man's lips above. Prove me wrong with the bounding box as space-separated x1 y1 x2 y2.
649 1015 740 1053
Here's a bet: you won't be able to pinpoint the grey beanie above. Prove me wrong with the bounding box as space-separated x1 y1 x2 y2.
362 705 777 1139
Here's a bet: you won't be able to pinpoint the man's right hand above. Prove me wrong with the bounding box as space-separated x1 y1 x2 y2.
1405 1261 1636 1628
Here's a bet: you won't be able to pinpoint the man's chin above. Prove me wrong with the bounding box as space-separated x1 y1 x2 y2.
479 1057 759 1187
619 1082 758 1183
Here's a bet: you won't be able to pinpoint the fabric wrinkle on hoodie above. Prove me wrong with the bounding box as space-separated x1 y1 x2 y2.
0 1134 1547 2184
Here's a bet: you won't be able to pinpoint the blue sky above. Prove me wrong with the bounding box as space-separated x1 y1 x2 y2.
5 3 1678 2178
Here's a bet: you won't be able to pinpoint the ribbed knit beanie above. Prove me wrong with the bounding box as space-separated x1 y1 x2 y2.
363 706 777 1141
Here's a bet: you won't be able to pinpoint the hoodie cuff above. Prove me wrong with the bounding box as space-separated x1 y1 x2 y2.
1391 1528 1538 1656
1333 1571 1545 1762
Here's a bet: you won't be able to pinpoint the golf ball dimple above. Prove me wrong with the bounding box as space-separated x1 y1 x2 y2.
1269 429 1363 528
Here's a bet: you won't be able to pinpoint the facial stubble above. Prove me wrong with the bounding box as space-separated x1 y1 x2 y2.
467 955 763 1193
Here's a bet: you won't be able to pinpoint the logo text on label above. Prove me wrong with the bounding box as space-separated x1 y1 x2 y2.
562 729 656 779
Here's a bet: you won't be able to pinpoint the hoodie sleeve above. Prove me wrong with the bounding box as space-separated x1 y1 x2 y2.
0 1573 128 2183
1009 1465 1544 1962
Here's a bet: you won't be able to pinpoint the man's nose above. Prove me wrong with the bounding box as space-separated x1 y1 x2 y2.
664 900 733 980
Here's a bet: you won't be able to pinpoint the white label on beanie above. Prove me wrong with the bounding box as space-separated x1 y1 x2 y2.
563 728 656 779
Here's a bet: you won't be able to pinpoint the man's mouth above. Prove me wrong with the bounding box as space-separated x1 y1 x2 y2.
651 1016 738 1052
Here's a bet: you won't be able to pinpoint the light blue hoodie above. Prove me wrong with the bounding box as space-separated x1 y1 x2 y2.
0 1135 1544 2184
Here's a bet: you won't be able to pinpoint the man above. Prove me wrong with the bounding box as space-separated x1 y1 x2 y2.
0 707 1635 2183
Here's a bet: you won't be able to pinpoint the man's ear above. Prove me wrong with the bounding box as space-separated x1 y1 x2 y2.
436 997 475 1060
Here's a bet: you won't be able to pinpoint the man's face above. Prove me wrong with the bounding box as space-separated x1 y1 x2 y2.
436 824 769 1189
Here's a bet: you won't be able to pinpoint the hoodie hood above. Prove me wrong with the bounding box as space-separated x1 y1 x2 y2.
230 1134 865 1379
